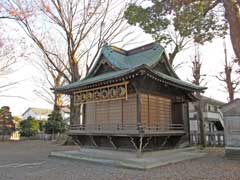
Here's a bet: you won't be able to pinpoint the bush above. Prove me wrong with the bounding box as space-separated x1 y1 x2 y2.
45 111 66 134
39 120 47 132
20 117 39 137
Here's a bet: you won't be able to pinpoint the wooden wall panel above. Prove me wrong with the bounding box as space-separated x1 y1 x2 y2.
85 103 96 125
123 94 137 125
141 94 172 129
108 100 122 125
96 101 109 125
140 94 149 126
84 94 137 128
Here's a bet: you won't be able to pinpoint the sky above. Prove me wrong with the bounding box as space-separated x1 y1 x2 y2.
0 3 239 117
1 31 238 117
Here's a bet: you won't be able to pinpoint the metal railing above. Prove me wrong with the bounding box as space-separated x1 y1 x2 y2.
217 109 225 128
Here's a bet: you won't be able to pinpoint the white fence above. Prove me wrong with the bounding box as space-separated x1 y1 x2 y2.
190 131 225 147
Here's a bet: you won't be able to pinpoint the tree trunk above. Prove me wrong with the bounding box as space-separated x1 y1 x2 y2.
225 67 235 102
70 60 81 125
224 0 240 61
70 95 80 125
197 93 205 147
54 93 63 112
169 45 179 65
53 75 64 113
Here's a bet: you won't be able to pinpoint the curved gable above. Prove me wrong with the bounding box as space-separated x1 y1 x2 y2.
86 43 178 79
151 52 179 79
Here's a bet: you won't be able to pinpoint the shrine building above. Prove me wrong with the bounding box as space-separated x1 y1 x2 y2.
55 43 205 152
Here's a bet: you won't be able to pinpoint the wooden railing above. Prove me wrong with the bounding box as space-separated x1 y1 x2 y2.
70 123 184 133
190 131 225 147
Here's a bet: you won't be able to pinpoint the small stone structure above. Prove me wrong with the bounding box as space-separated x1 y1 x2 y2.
221 99 240 159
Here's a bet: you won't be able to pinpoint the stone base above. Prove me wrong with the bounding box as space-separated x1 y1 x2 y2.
225 147 240 160
50 147 206 170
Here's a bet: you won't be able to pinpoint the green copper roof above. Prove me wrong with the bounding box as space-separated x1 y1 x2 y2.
56 65 205 93
55 43 206 93
87 43 165 77
57 69 131 91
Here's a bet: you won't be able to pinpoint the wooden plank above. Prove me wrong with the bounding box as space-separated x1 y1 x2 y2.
123 94 137 125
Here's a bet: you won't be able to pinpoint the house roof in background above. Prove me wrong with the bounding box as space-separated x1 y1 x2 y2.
22 107 52 117
201 96 226 105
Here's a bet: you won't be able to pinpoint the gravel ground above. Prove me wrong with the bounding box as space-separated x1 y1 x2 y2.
0 140 240 180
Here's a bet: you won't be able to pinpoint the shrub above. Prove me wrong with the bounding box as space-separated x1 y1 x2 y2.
20 116 39 137
39 120 47 132
45 111 66 134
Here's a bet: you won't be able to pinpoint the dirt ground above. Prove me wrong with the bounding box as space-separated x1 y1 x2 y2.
0 140 240 180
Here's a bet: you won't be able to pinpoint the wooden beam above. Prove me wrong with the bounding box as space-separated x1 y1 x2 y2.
89 136 98 147
108 136 117 150
142 137 152 150
130 137 138 151
74 81 129 105
74 81 129 94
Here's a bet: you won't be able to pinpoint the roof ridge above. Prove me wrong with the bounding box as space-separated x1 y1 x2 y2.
127 42 157 55
108 42 159 56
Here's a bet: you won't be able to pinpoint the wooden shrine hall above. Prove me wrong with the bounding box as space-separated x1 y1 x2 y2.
55 43 205 152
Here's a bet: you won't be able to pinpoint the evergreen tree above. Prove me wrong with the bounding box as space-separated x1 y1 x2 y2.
45 111 66 134
0 106 15 137
20 116 39 137
124 0 227 64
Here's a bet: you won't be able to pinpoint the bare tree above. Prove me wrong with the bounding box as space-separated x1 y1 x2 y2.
191 46 206 147
216 39 240 102
0 25 24 97
0 28 16 77
0 0 135 124
34 56 67 112
32 35 69 112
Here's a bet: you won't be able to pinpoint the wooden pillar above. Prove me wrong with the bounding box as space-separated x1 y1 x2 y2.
132 80 143 134
136 92 143 133
82 104 86 125
186 102 191 143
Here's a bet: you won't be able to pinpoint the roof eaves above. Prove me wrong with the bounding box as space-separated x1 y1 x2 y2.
54 68 133 93
55 64 206 93
150 69 206 92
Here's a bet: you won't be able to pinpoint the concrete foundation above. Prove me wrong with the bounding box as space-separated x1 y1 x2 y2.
50 148 206 170
225 147 240 160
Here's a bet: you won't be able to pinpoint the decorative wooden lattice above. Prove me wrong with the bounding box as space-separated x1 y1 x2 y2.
74 82 128 105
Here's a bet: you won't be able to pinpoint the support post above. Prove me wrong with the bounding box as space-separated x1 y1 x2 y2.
161 136 170 148
89 136 98 147
130 137 138 151
139 136 143 153
186 101 191 144
108 136 117 150
142 137 152 150
132 80 144 135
